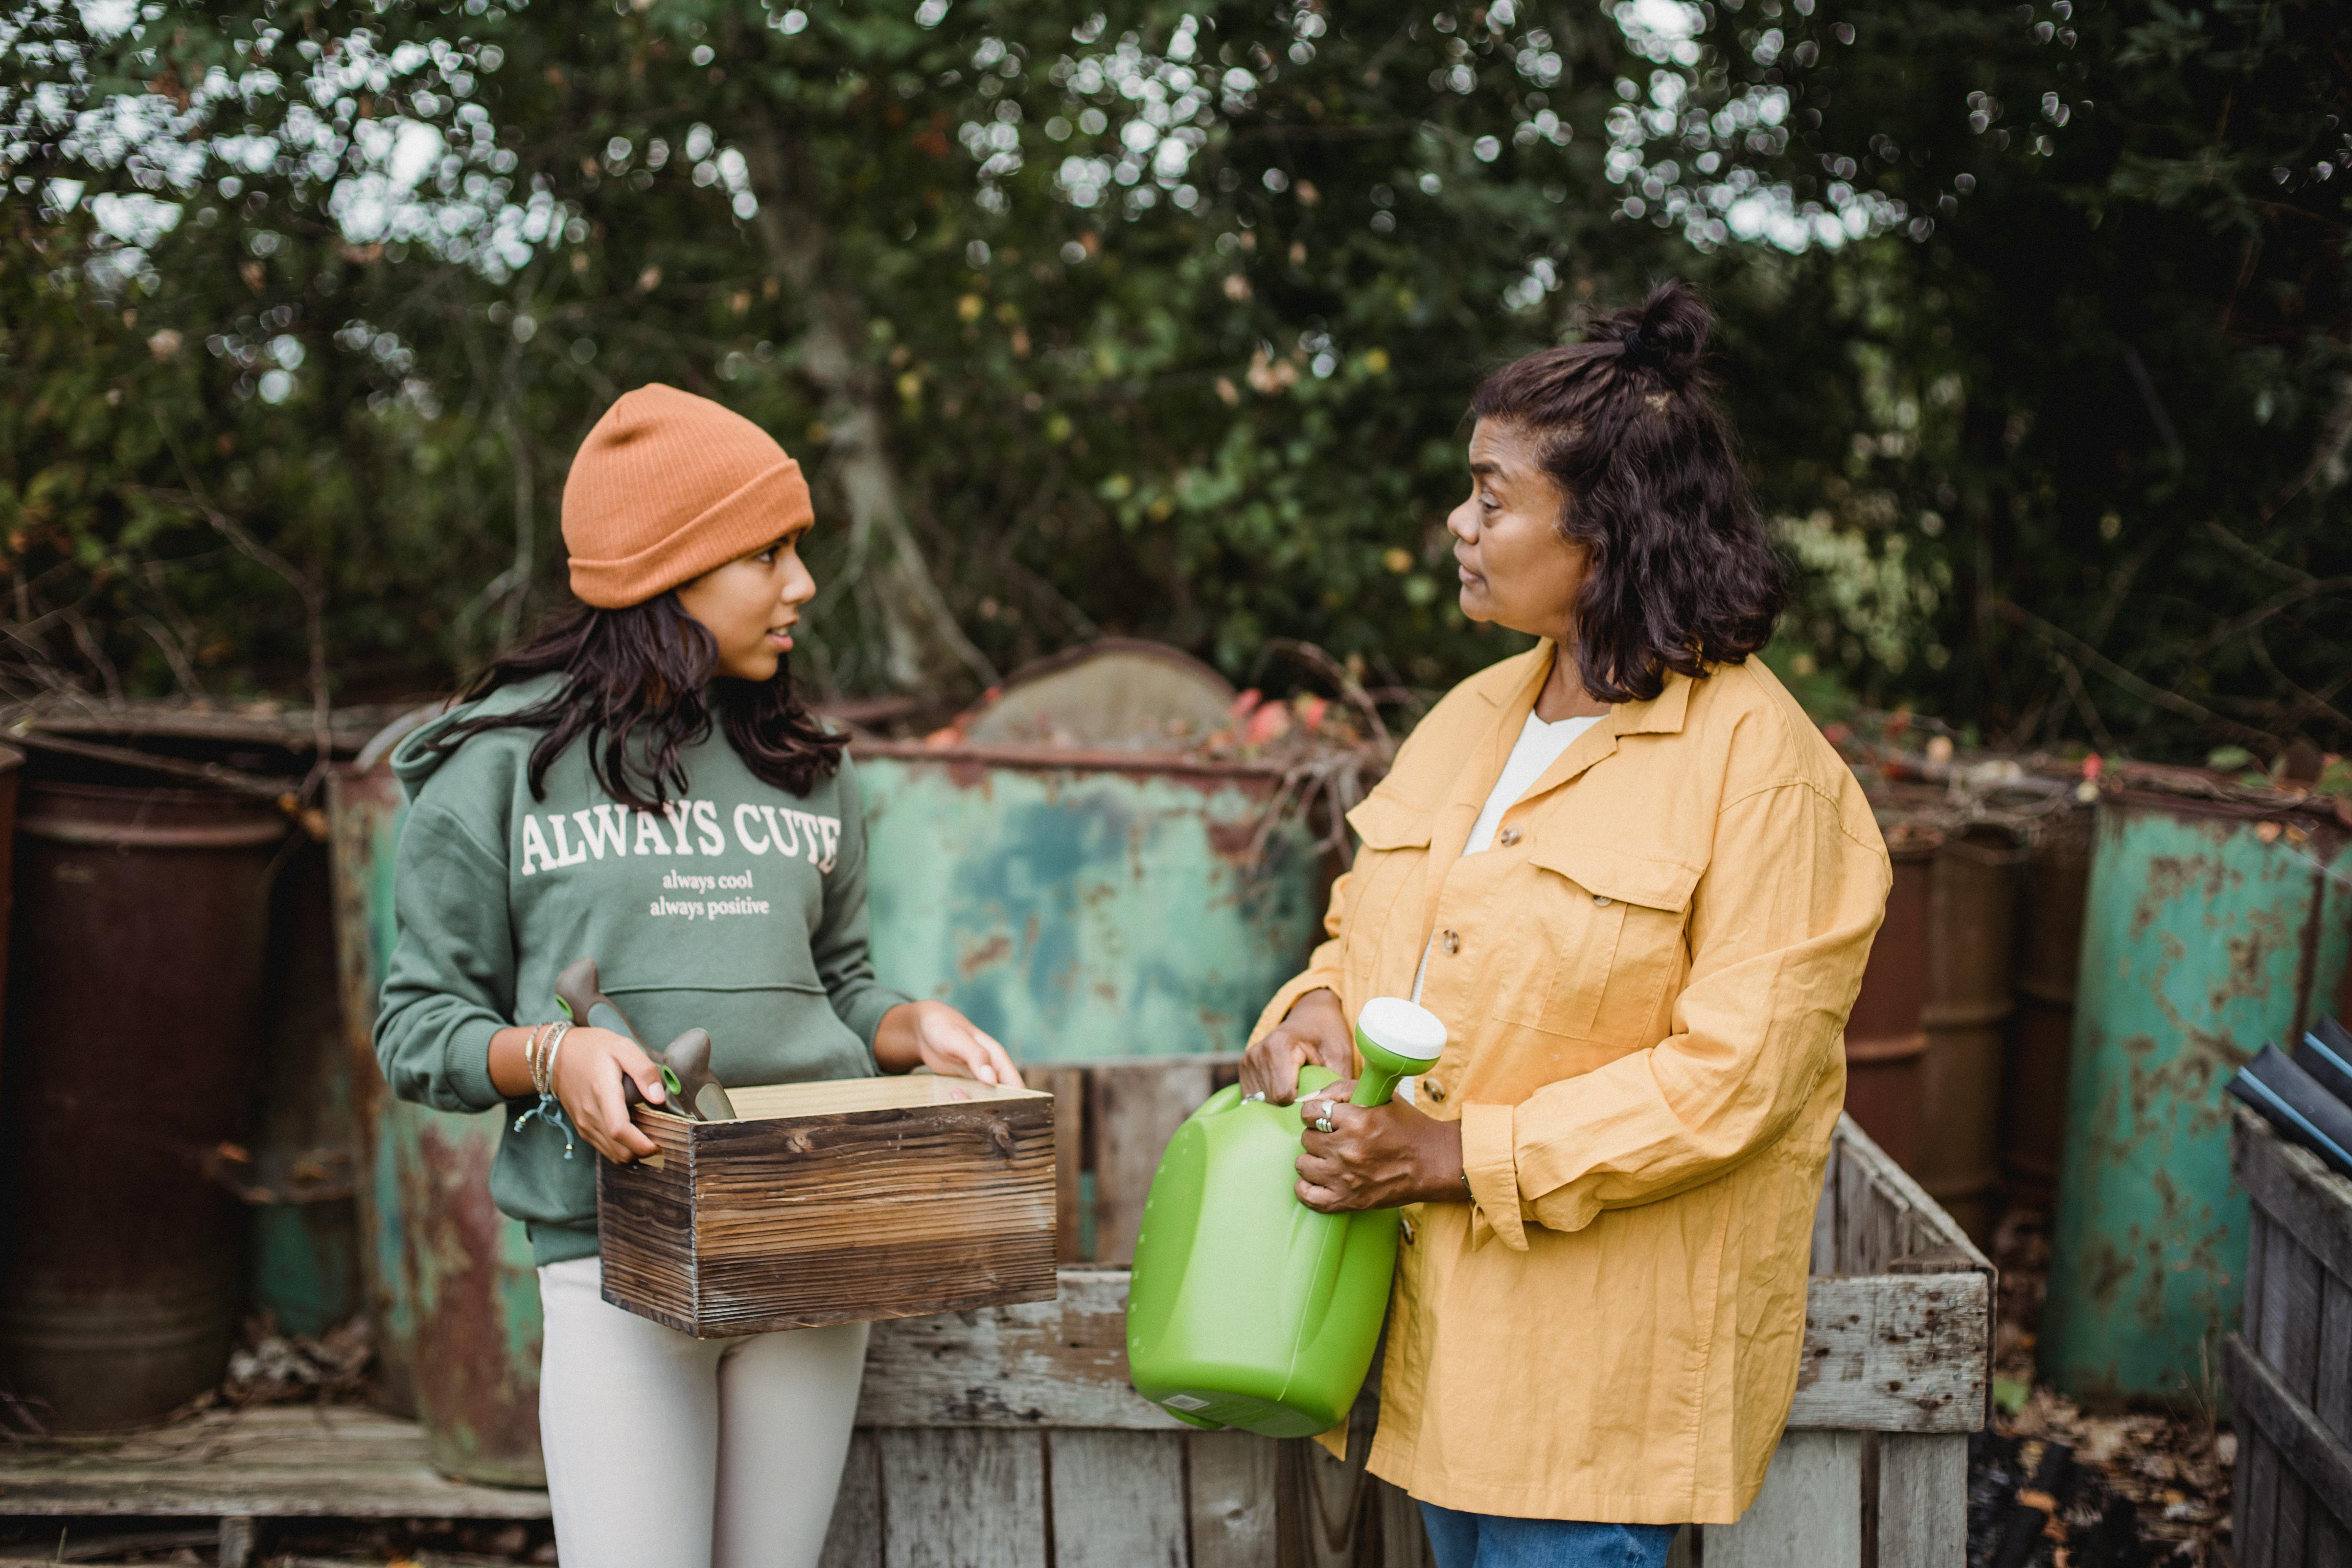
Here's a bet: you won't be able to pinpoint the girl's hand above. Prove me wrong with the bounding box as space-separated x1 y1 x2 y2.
1294 1092 1466 1212
875 1000 1025 1089
1240 988 1354 1105
550 1025 667 1164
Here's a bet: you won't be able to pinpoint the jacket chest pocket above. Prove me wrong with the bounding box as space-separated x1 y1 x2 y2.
1340 792 1435 990
1497 838 1698 1042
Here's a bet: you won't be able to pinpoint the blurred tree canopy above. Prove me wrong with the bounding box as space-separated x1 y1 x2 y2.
0 0 2344 758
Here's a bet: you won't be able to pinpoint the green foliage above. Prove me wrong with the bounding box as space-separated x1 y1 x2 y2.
0 0 2345 759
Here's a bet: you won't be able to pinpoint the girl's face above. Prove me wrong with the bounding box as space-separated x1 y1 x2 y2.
674 524 817 682
1446 417 1590 641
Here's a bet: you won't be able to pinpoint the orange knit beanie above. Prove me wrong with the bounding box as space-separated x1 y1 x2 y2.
561 384 814 608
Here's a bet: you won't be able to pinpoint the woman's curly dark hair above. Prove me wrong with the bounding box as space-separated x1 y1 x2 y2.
1470 278 1786 704
425 593 844 811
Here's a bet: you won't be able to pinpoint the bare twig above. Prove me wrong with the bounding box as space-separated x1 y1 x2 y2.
2205 519 2315 584
1988 599 2278 749
2180 572 2352 660
2055 656 2119 753
129 613 205 695
1 729 300 804
1261 639 1392 748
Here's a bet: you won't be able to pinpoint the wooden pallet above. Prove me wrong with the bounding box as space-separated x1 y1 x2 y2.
0 1112 1984 1567
2229 1103 2352 1567
0 1403 543 1567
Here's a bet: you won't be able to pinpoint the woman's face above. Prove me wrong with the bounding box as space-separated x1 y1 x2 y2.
673 523 818 682
1447 417 1590 641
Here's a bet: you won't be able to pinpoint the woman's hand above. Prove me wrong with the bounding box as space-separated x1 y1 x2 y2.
1240 988 1355 1104
875 1000 1025 1089
550 1025 668 1165
1294 1090 1467 1212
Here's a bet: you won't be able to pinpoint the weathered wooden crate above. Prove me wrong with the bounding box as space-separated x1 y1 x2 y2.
597 1075 1057 1336
812 1063 1991 1568
2229 1103 2352 1567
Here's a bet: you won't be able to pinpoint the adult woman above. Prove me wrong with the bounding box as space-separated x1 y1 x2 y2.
375 385 1018 1568
1242 282 1889 1564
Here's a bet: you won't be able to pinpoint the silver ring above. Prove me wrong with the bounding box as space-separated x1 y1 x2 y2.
1306 1099 1328 1120
1314 1115 1334 1134
1242 1091 1267 1103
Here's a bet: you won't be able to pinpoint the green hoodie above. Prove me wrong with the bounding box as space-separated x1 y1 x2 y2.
373 673 909 1266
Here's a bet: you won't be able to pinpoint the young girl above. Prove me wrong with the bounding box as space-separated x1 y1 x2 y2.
375 384 1018 1568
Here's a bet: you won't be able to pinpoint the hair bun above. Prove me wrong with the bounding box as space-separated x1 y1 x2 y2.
1610 279 1711 383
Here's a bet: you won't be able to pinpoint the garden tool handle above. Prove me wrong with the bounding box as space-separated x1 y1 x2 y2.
554 956 685 1112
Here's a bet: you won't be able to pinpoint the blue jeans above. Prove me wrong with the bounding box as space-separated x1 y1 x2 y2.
1419 1503 1679 1568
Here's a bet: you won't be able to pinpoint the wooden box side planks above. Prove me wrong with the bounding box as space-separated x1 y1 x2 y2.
597 1075 1059 1338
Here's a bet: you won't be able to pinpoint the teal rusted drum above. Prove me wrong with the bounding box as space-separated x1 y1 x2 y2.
2040 776 2352 1403
856 744 1326 1059
328 752 545 1486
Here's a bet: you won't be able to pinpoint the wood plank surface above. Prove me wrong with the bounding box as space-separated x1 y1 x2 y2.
1277 1424 1373 1568
1810 1161 1837 1276
1189 1431 1279 1568
728 1077 1048 1118
2239 1423 2279 1568
1704 1430 1864 1568
0 1405 549 1519
607 1096 1058 1336
820 1430 884 1568
1034 1066 1088 1263
1376 1478 1435 1568
1791 1274 1991 1434
878 1428 1047 1568
858 1267 1984 1434
2323 1273 2352 1446
2316 1510 2352 1568
1089 1059 1216 1266
2236 1105 2352 1286
1045 1430 1187 1568
2227 1331 2352 1536
2259 1217 2326 1401
859 1269 1180 1430
1875 1434 1967 1567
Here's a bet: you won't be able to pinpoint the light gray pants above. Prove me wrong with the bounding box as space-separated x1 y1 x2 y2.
537 1258 870 1568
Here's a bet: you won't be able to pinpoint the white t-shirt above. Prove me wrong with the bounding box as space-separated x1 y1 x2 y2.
1462 711 1603 855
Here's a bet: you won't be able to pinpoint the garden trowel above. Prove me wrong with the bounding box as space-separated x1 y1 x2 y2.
554 956 739 1123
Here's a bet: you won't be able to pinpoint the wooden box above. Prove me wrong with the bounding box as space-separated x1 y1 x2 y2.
2229 1103 2352 1566
596 1075 1057 1338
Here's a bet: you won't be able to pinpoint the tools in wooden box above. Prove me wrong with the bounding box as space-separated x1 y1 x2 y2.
557 959 1050 1336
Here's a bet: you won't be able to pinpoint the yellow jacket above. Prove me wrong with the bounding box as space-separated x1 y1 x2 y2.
1253 643 1889 1525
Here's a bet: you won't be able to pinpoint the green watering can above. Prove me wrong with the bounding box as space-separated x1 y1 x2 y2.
1126 997 1447 1438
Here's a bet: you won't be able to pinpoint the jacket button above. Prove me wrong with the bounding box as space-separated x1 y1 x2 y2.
1498 826 1522 847
1423 1080 1447 1103
1441 929 1461 955
1592 895 1613 907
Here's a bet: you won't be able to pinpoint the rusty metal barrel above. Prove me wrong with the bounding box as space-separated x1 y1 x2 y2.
2040 775 2352 1402
0 778 290 1429
1915 826 2021 1245
1843 824 1941 1170
328 754 544 1486
2001 808 2093 1210
243 840 361 1337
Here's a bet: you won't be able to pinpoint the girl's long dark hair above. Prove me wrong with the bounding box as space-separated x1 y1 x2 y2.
1470 279 1787 704
428 593 844 810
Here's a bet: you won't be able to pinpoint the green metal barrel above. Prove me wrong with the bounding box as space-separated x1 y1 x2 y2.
328 759 545 1487
857 744 1327 1060
2040 781 2352 1403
